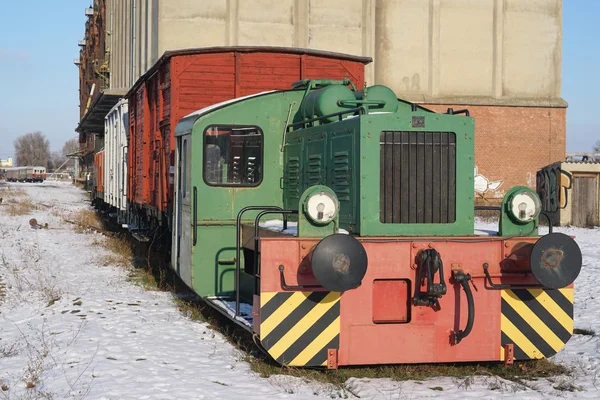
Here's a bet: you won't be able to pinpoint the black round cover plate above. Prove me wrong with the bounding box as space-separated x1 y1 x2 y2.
530 233 582 289
311 234 368 292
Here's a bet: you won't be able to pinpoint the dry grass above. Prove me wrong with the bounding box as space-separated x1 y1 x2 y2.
244 355 568 388
573 328 596 336
0 186 27 199
69 209 104 233
0 187 38 216
90 234 133 267
103 234 133 267
5 199 37 216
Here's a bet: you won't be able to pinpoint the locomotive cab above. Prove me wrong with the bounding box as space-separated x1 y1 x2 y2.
172 80 582 368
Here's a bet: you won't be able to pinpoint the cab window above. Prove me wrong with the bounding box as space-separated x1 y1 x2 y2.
203 125 263 187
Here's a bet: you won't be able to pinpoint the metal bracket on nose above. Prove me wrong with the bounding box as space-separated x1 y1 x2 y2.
279 265 322 291
482 263 544 290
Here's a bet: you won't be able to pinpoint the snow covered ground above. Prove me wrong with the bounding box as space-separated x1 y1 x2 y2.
0 182 598 399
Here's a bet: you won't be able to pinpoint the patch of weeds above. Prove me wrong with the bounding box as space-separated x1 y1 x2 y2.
72 300 82 306
69 209 104 233
0 340 20 358
0 187 26 199
106 356 117 360
553 382 583 392
1 383 8 391
429 386 443 391
243 355 570 389
573 328 595 336
127 265 162 290
212 381 228 386
174 296 208 322
103 234 133 267
47 297 60 307
6 198 37 216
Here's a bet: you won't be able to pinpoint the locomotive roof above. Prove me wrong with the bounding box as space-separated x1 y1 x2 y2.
174 90 278 136
127 46 372 98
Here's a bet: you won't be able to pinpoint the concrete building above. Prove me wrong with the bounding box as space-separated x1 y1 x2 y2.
0 157 13 168
77 0 566 200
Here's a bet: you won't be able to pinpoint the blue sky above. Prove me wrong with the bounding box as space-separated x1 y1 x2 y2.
0 1 598 159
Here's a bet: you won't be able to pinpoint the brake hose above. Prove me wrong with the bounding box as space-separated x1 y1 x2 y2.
453 271 474 344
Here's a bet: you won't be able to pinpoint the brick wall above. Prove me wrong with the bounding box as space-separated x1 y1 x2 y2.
424 104 566 204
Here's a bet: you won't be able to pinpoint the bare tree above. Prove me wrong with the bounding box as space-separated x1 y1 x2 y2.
48 151 63 171
46 138 79 172
61 138 79 158
14 132 50 167
594 140 600 153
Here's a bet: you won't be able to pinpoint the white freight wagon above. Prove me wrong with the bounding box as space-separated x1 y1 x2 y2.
104 99 128 223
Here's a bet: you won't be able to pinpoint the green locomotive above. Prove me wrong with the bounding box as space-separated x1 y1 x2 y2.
171 80 581 367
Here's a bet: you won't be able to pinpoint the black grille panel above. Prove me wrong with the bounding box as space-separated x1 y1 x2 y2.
380 131 456 224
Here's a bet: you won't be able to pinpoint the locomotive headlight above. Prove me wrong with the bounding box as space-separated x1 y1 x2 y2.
305 190 338 225
508 190 541 223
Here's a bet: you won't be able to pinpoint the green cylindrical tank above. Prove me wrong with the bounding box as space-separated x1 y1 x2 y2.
298 85 356 123
355 85 399 113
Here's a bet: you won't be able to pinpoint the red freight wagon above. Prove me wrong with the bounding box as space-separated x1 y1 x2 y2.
126 46 370 231
94 151 104 201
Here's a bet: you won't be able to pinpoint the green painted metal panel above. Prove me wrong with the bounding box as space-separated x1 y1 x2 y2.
284 106 474 236
283 119 360 232
359 112 475 236
187 91 305 297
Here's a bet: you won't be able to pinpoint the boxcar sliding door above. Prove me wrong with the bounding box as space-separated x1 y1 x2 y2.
175 134 193 286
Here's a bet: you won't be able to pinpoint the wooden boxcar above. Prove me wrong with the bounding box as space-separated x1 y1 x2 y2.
94 152 105 201
125 46 370 231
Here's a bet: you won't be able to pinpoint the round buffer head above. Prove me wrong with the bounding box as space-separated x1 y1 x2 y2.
311 234 368 292
530 232 582 289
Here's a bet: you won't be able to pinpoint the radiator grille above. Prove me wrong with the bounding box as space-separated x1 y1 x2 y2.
380 131 456 224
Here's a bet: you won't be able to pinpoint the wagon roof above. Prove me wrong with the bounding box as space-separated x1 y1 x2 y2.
126 46 372 97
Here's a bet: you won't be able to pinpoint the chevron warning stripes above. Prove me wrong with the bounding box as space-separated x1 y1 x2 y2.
500 288 574 360
260 291 340 367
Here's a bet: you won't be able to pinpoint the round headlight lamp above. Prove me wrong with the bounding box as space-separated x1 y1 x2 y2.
305 190 338 225
508 190 541 223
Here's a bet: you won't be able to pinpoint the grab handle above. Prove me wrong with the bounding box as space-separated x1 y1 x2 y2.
453 271 474 344
193 186 197 246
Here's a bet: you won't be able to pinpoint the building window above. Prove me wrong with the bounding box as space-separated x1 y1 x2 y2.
203 125 263 187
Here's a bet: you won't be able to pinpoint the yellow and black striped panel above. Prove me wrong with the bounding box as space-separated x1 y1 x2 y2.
260 291 340 367
501 288 574 360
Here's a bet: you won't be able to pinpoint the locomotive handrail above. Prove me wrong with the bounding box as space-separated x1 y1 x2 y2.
474 206 553 234
453 271 474 344
446 108 471 117
252 209 299 296
193 187 198 246
541 212 554 234
482 263 544 290
234 206 288 317
289 106 367 131
474 205 501 211
278 265 322 291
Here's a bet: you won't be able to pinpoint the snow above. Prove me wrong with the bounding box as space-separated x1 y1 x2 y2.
0 182 598 399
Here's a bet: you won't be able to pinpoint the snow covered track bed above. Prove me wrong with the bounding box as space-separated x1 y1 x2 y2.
0 182 598 399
